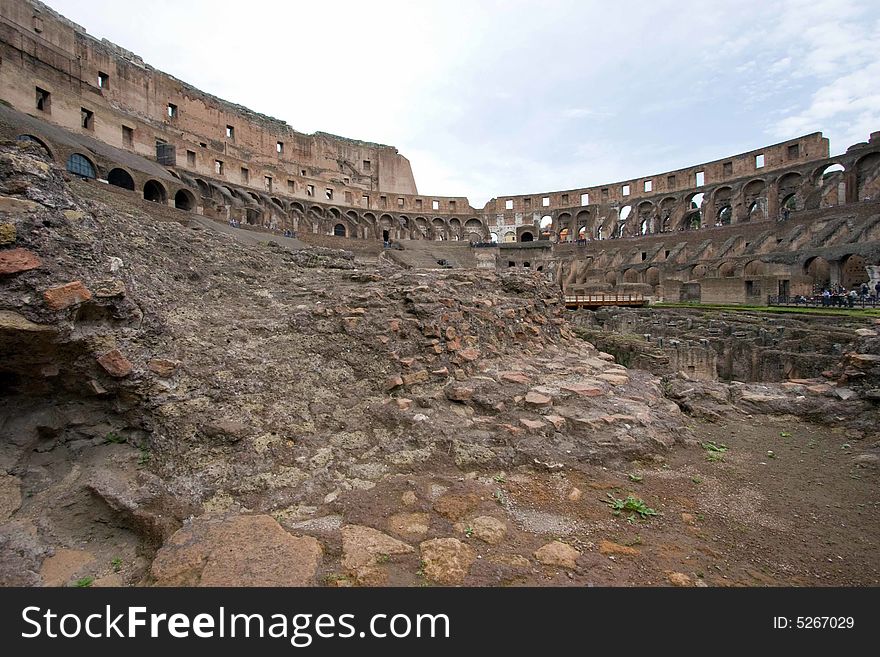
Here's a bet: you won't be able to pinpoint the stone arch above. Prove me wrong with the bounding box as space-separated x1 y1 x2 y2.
143 179 167 204
333 223 347 237
717 204 733 225
432 217 446 240
195 178 212 199
622 268 640 283
855 152 880 201
412 216 429 239
16 134 53 158
777 172 803 211
743 260 767 276
659 197 677 232
270 197 284 210
448 217 462 240
840 254 869 289
616 205 632 237
174 188 196 211
503 230 516 243
66 153 97 179
520 231 534 242
637 201 654 235
465 218 484 242
539 215 553 239
804 256 830 288
645 266 660 286
107 167 135 190
691 264 708 279
604 270 617 286
718 261 737 277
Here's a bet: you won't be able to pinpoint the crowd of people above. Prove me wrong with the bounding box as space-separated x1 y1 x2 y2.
816 282 880 307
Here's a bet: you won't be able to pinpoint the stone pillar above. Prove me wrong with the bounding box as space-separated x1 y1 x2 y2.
829 259 842 285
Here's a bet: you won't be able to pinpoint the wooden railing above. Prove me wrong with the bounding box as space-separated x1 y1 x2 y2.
564 294 647 307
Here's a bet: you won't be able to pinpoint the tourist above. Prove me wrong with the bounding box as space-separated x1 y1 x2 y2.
822 289 831 306
847 289 857 308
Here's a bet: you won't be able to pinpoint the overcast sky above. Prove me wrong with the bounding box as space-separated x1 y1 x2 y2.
45 0 880 208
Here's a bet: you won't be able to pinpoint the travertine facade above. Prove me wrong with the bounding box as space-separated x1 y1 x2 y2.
2 0 880 303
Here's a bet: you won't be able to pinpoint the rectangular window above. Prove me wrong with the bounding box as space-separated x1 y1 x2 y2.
415 199 422 209
505 199 514 210
307 184 315 197
363 160 371 172
667 175 676 188
345 191 353 203
601 188 609 197
215 160 224 175
723 161 733 176
301 169 307 176
97 71 109 90
755 154 765 168
35 87 51 113
122 125 133 147
33 14 43 33
561 193 569 204
643 180 653 193
524 198 531 209
187 150 196 167
226 125 234 140
432 200 440 210
325 188 333 200
580 193 589 206
288 180 295 193
695 171 705 186
449 200 456 210
380 195 387 208
199 142 207 148
398 197 405 207
265 176 273 191
241 167 249 183
276 141 284 154
787 144 799 159
622 184 630 196
80 108 94 130
362 195 370 206
167 103 178 118
542 196 550 207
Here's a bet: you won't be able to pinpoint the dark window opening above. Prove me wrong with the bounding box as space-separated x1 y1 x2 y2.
520 231 534 242
325 188 333 200
667 175 676 188
174 189 195 211
379 195 386 208
122 125 133 147
524 198 531 209
215 160 224 175
144 180 167 204
226 125 234 140
186 150 196 167
241 167 249 183
523 261 531 268
345 191 353 203
787 144 799 159
79 107 95 130
265 176 273 191
276 141 284 154
35 87 50 113
288 180 295 193
415 199 423 209
107 168 134 190
723 161 733 176
333 223 346 237
561 194 569 204
641 252 647 261
98 72 109 89
363 160 371 171
664 250 670 258
508 261 516 267
167 103 178 118
601 188 609 197
449 200 456 210
307 185 315 197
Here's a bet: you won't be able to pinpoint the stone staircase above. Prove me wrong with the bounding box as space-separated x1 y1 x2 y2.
384 240 478 269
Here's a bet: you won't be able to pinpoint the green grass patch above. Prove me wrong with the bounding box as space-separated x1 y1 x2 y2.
605 493 658 519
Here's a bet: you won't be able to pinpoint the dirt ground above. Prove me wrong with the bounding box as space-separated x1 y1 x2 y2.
316 413 879 587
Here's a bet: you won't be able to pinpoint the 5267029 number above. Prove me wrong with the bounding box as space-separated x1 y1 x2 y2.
796 617 854 629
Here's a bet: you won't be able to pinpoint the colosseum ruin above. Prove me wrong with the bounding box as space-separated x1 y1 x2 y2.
0 0 878 591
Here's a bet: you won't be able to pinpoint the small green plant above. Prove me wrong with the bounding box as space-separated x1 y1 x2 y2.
104 432 126 444
692 476 703 484
73 576 94 588
701 441 728 453
605 493 658 519
493 489 506 505
627 473 643 483
779 431 792 438
464 526 474 538
492 474 506 484
137 446 151 466
376 553 390 564
111 558 122 573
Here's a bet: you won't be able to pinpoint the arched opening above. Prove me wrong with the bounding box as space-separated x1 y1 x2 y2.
717 205 733 225
334 223 347 237
520 231 534 242
464 218 484 242
691 264 708 279
645 266 660 286
682 193 703 229
743 260 767 276
245 208 261 225
503 230 516 243
539 215 553 239
143 180 167 203
818 163 845 179
432 217 446 241
107 168 135 191
623 269 640 283
718 261 736 277
490 232 499 243
616 205 632 238
840 254 869 289
856 153 880 201
66 153 96 179
804 256 830 289
174 189 196 211
195 179 211 199
16 134 51 157
781 193 797 211
578 226 587 241
523 261 531 268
